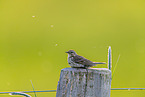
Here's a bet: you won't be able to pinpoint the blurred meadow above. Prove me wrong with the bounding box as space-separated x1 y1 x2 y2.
0 0 145 97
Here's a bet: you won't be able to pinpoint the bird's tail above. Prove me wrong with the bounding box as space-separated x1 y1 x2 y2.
92 62 106 65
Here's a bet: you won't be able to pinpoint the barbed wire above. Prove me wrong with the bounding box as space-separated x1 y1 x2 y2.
0 88 145 94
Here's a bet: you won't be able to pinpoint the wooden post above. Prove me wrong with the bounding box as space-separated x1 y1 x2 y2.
56 68 111 97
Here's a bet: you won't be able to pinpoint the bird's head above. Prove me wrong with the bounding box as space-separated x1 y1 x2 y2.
65 50 77 57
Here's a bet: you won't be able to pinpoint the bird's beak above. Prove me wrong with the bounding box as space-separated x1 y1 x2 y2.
65 51 69 53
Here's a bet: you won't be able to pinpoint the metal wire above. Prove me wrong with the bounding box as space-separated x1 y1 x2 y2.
111 88 145 90
0 88 145 94
10 92 31 97
0 90 56 94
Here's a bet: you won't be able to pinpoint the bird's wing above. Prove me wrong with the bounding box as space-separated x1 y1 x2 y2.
73 55 89 64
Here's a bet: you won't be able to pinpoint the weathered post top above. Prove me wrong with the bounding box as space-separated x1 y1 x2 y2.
56 68 111 97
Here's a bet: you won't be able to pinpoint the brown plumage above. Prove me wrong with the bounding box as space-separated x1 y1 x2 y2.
66 50 106 68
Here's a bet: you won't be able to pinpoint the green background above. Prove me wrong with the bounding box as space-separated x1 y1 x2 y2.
0 0 145 97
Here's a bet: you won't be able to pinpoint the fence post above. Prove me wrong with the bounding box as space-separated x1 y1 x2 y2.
56 68 111 97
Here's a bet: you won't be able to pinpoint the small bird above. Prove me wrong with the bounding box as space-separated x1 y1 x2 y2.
66 50 106 68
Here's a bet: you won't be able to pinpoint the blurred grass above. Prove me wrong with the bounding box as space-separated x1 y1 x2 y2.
0 0 145 97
